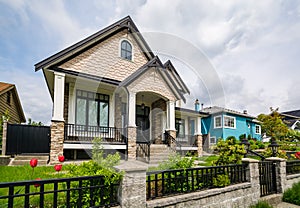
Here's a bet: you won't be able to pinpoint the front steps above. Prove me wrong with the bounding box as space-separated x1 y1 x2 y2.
149 144 174 164
9 154 49 166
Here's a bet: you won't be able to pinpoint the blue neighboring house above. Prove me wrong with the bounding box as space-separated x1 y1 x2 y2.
200 106 261 149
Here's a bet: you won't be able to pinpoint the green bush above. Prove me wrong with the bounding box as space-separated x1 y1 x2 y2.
213 136 246 165
156 153 195 170
249 201 273 208
283 181 300 205
64 137 123 207
212 174 230 187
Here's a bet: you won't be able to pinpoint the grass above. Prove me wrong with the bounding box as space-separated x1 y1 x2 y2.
0 165 68 183
196 155 219 166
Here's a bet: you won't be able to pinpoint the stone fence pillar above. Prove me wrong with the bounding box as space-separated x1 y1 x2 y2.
242 158 260 204
114 160 147 208
1 120 7 156
265 157 287 193
127 126 137 160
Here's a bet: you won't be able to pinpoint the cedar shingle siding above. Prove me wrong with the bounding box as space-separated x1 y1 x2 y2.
0 90 23 123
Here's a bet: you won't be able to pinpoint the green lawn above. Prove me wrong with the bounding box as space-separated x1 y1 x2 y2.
196 155 219 166
0 165 68 183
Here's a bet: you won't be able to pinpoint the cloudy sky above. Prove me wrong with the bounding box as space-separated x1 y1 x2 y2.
1 0 300 124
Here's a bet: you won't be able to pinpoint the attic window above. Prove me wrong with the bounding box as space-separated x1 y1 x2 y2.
120 40 132 61
7 91 11 105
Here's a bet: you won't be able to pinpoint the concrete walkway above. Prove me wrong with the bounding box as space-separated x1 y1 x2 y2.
276 202 300 208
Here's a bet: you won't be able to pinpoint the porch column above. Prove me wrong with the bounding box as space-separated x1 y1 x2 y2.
127 92 136 160
52 72 65 121
166 101 176 148
50 72 65 164
195 117 203 157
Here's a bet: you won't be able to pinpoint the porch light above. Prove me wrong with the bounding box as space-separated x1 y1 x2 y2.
240 136 250 154
268 138 279 157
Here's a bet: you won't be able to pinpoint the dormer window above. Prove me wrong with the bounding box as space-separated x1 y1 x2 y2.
120 40 132 61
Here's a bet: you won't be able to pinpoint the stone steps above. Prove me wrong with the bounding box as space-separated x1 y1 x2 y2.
9 154 49 166
149 144 174 164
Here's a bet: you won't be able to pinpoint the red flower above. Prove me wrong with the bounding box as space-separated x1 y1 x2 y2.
30 159 38 168
54 164 62 172
58 155 65 162
34 178 41 188
295 152 300 159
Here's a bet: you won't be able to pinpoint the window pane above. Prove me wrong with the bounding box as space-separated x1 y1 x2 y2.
88 100 98 126
76 98 87 125
99 102 109 127
121 40 132 60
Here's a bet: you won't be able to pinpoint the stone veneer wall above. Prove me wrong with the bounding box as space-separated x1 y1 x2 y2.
49 121 64 164
151 99 166 144
127 126 137 160
196 134 203 157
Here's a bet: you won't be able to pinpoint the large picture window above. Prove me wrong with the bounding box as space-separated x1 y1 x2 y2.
224 116 235 128
76 90 109 128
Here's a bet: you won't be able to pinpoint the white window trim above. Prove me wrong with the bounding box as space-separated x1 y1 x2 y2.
214 116 222 129
119 38 134 62
255 125 261 134
223 115 236 129
210 137 217 145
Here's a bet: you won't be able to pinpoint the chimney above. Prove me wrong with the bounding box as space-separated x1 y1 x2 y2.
195 99 200 111
243 110 248 114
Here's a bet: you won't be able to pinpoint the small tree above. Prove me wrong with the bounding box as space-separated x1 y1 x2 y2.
27 118 43 126
257 107 289 141
213 136 246 165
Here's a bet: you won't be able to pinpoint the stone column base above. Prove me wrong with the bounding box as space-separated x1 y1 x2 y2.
195 134 203 157
127 126 137 160
49 120 64 164
166 130 177 150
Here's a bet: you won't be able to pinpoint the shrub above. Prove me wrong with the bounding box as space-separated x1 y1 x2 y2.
157 153 195 170
213 136 246 165
249 201 273 208
283 181 300 205
212 174 230 187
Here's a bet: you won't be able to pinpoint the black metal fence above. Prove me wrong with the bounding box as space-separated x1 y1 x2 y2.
259 161 277 197
6 124 50 155
146 164 248 200
64 124 127 144
286 160 300 175
0 175 120 208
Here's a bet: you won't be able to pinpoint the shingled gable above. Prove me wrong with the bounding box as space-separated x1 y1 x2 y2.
34 16 154 71
119 56 187 102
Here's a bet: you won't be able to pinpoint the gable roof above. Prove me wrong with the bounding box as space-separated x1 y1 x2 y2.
281 110 300 119
119 56 188 102
0 82 26 122
35 16 154 71
201 106 256 119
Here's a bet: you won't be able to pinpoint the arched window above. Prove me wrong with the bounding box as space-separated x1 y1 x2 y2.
120 40 132 61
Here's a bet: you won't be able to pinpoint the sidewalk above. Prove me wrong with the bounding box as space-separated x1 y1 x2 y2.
276 202 300 208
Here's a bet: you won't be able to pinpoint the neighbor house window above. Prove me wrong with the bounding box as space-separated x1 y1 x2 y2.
175 119 185 138
224 116 236 128
120 40 132 60
214 116 222 128
6 91 11 105
210 137 217 145
76 90 109 128
255 125 261 134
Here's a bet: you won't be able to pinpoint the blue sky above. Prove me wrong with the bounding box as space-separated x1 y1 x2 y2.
1 0 300 124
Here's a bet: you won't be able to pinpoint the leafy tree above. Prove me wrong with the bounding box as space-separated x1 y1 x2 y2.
257 107 289 141
27 118 43 126
213 136 246 165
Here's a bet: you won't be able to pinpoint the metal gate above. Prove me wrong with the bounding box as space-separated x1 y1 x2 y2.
259 161 277 196
6 124 50 155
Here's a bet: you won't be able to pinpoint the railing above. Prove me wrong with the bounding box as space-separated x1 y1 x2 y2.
164 131 183 155
286 160 300 175
64 124 127 144
0 175 120 208
259 161 277 197
136 132 151 162
176 135 196 147
146 164 248 200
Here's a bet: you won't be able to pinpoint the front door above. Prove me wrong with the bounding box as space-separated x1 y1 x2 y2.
136 105 150 142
